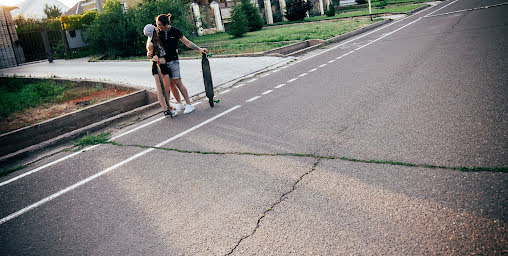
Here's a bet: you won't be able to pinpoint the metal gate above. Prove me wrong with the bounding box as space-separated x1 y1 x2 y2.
14 19 68 64
0 7 70 69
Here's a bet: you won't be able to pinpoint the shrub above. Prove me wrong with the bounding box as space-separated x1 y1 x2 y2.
240 0 264 31
285 0 313 21
326 4 336 16
60 10 97 31
228 3 249 37
87 0 137 58
356 0 367 4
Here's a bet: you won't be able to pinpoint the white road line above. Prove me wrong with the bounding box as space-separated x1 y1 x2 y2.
328 60 336 63
424 0 462 17
260 73 270 77
233 83 245 88
272 69 280 73
299 73 308 77
219 89 231 95
0 105 242 225
356 18 423 51
423 2 506 17
262 90 273 95
275 83 286 88
0 146 99 187
247 78 257 83
308 68 318 73
319 64 327 68
246 96 261 102
287 78 298 83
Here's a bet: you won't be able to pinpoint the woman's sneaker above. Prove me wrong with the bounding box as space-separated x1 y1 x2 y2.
175 103 185 114
183 104 195 114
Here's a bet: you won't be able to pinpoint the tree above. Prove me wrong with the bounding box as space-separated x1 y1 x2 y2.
285 0 312 21
240 0 264 31
228 3 249 37
325 3 336 16
87 0 137 57
43 4 62 19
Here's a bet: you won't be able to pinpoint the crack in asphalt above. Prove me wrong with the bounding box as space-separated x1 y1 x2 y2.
224 159 321 255
101 142 508 173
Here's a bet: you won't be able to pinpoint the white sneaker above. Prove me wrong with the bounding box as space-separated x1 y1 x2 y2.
175 103 185 114
183 104 195 114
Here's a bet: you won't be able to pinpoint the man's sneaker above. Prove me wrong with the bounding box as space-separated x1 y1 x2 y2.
175 103 185 114
163 109 175 117
183 104 195 114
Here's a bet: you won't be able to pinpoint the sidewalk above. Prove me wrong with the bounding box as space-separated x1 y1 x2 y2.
0 56 295 98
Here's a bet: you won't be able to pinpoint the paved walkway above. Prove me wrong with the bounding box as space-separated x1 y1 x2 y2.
0 56 295 98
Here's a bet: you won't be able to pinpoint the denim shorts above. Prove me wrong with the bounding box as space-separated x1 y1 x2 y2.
166 60 181 79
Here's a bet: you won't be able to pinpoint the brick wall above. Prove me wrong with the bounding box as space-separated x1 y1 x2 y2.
0 6 25 69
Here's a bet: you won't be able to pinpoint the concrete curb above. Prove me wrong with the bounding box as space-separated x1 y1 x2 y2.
0 100 161 168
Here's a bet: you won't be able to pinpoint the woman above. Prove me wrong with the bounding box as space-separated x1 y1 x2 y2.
143 24 185 116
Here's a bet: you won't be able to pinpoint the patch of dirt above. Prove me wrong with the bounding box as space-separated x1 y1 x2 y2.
1 87 132 134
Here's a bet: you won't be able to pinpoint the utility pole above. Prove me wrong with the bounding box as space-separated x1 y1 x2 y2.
95 0 103 13
368 0 372 21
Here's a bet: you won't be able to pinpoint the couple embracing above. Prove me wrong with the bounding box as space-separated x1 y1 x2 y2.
144 14 208 116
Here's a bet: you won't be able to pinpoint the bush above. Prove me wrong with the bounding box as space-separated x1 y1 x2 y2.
60 10 97 31
285 0 313 21
377 0 387 8
356 0 367 4
228 3 249 37
240 0 264 31
87 0 137 58
326 4 336 16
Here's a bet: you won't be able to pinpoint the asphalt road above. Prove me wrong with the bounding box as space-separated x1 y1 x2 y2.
1 0 507 254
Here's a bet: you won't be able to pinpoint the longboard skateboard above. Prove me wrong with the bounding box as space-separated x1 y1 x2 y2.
155 61 172 117
202 53 219 107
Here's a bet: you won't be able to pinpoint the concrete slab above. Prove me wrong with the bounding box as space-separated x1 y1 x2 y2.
0 56 294 98
232 159 508 255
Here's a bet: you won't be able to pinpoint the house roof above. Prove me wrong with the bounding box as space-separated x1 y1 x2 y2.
64 1 85 15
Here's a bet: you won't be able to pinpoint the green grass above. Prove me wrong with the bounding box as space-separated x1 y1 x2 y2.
180 19 376 56
75 131 111 147
0 78 71 119
307 3 426 21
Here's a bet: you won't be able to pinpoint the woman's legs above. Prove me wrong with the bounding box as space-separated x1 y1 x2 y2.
153 75 169 111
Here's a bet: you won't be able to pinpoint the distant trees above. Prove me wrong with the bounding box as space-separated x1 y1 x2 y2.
43 4 62 19
285 0 313 21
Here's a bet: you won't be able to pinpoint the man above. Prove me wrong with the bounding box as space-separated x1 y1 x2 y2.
148 13 208 115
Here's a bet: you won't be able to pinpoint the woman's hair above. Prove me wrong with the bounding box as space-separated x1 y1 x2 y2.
146 29 160 56
156 13 172 26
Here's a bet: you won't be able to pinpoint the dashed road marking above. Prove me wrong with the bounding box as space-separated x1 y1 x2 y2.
328 60 336 63
246 96 261 102
308 68 318 73
287 78 298 83
319 64 327 68
247 78 257 83
299 73 308 77
262 90 273 95
275 83 286 88
233 83 245 88
219 89 231 95
260 73 270 77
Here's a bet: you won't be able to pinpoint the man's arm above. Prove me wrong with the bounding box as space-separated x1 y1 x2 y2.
180 36 208 54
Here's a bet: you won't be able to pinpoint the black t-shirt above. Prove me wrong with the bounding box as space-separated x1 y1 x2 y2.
157 26 183 61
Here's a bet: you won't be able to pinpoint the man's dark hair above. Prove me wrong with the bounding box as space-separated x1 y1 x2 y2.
156 13 172 26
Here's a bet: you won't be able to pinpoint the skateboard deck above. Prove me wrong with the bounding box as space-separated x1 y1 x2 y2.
155 62 172 117
201 53 216 107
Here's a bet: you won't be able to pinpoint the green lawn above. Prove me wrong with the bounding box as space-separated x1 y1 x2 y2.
180 18 376 56
307 3 426 21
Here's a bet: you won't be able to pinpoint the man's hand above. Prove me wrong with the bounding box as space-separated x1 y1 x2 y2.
151 55 159 62
199 47 209 55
